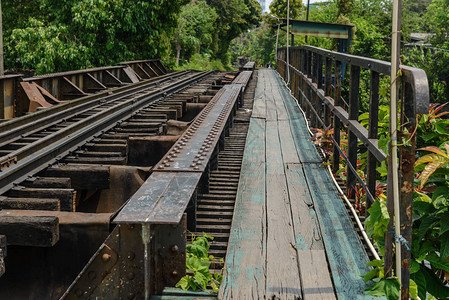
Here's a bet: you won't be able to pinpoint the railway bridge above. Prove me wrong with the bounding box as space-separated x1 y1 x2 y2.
0 46 429 299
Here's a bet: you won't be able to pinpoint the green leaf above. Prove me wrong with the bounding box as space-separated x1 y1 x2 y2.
433 186 449 210
418 215 437 241
384 278 400 300
420 264 449 298
411 271 426 300
367 259 383 267
440 232 449 258
364 277 400 300
435 120 449 135
376 160 388 177
410 260 420 274
187 243 208 258
409 279 418 299
364 268 379 283
426 253 449 272
366 200 390 240
193 271 208 290
176 275 191 290
365 278 385 296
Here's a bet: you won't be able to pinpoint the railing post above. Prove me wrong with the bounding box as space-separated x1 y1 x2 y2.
347 65 360 199
310 53 318 127
399 81 415 298
366 71 380 215
332 61 342 173
324 57 332 127
317 55 323 127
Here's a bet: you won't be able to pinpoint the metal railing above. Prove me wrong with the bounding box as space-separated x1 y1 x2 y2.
277 45 429 293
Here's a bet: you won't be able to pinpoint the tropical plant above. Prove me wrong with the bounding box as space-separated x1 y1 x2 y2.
176 233 224 293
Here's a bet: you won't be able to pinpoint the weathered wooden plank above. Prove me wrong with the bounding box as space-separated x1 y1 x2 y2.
7 187 75 212
285 163 336 299
298 250 337 299
268 71 289 121
288 117 323 164
241 118 265 164
0 214 59 247
265 174 302 299
285 164 321 249
43 164 110 190
278 121 300 164
219 162 266 300
220 111 266 299
302 163 373 299
0 196 60 211
265 120 284 175
22 177 71 189
252 71 267 119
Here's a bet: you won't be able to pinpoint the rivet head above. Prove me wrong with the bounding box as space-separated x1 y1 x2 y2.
102 253 111 262
171 245 179 253
127 272 135 280
172 270 178 276
127 252 135 261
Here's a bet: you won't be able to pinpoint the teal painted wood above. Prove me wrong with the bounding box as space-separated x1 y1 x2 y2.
252 70 267 119
221 69 378 300
285 163 335 299
265 120 284 175
302 163 376 299
278 120 301 164
219 117 267 299
269 72 289 121
265 116 302 298
155 287 216 299
241 118 265 164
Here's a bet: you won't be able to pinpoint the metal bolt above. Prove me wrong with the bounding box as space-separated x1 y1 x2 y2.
102 253 111 262
88 271 97 280
171 245 179 253
172 270 178 276
127 272 135 280
127 252 135 261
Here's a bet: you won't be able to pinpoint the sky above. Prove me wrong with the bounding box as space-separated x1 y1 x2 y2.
262 0 327 13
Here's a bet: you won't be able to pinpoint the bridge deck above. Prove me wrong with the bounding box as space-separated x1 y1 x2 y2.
219 69 374 299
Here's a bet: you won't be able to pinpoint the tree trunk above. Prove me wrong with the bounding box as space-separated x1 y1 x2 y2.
176 43 181 66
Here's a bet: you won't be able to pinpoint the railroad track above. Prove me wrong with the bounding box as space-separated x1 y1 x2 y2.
0 67 248 298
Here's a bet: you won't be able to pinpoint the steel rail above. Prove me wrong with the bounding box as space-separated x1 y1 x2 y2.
0 70 191 133
0 71 193 166
0 71 213 195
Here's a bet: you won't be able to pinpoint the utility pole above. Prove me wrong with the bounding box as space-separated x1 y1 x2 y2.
0 0 4 76
305 0 310 43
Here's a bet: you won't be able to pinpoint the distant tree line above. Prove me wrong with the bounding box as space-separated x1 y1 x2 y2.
3 0 262 74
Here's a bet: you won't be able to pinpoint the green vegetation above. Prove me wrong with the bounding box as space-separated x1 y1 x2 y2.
176 233 223 293
3 0 262 74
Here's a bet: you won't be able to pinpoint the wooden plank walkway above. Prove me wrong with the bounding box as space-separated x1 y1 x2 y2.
219 69 374 299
